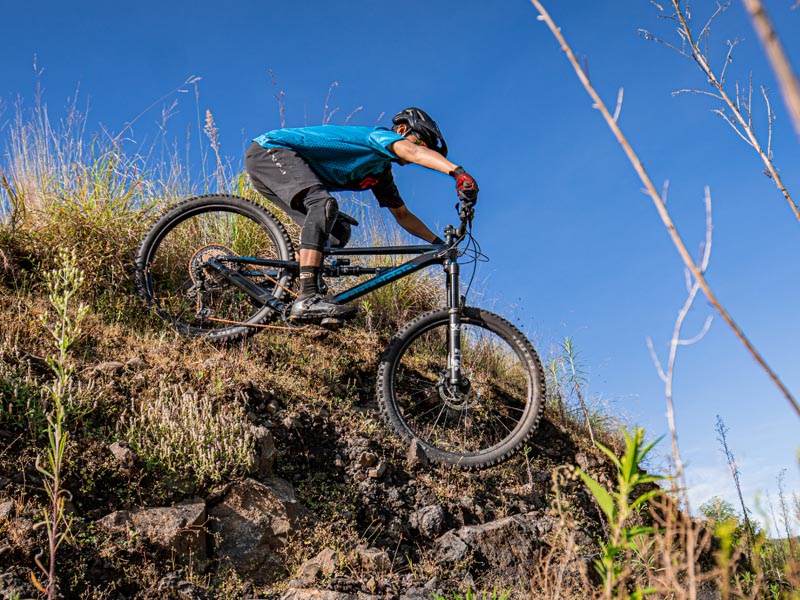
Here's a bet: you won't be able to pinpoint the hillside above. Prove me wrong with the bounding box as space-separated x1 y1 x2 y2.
0 208 625 599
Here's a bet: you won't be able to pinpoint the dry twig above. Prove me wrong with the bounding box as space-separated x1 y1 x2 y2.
529 0 799 417
646 186 714 598
643 1 800 223
741 0 800 137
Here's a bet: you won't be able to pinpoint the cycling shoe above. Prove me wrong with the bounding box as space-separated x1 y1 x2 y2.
289 294 359 323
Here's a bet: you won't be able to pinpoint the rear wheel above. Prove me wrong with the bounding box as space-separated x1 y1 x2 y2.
377 307 545 469
135 194 295 342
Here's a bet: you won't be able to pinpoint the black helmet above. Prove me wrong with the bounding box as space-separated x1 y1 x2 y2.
392 107 448 157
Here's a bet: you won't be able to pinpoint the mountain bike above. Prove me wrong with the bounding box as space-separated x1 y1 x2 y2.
134 194 545 470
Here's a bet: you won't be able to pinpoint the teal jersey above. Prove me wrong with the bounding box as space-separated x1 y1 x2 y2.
253 125 404 190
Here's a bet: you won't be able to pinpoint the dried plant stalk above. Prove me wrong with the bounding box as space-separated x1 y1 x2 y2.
741 0 800 137
528 0 799 417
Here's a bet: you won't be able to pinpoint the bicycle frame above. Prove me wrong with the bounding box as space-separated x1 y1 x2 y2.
206 223 466 385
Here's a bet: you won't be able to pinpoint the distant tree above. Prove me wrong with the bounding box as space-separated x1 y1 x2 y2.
699 496 764 548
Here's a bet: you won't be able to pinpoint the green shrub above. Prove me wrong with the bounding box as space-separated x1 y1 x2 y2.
125 385 255 486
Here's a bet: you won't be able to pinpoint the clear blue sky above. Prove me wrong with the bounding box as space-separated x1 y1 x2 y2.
2 1 798 529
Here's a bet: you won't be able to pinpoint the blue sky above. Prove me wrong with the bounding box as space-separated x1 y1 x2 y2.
2 1 798 529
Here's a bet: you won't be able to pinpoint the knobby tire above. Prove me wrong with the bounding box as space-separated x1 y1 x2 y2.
376 307 546 470
134 194 295 343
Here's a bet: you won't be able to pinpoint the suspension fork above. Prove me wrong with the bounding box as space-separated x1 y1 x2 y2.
444 230 463 387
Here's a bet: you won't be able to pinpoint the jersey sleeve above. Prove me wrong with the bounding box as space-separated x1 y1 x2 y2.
368 128 405 159
371 167 404 209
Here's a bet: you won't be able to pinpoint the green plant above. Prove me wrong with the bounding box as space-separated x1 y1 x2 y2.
561 337 594 444
125 385 255 487
0 359 47 435
32 248 88 598
434 587 511 600
576 428 665 599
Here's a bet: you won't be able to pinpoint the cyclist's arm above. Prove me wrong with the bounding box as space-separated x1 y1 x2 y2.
391 139 458 174
388 205 440 243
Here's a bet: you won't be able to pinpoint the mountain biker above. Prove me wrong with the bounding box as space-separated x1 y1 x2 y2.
245 107 478 323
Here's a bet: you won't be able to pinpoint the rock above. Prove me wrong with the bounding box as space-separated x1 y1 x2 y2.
0 499 14 521
291 548 339 586
400 587 435 600
0 567 34 600
153 572 213 599
108 440 135 470
367 461 387 479
209 478 300 584
96 498 207 568
435 530 470 563
410 504 446 538
94 361 125 374
435 512 544 580
529 470 550 483
283 415 302 429
575 452 598 470
358 452 378 469
314 547 339 576
355 545 391 573
281 590 358 600
125 357 147 371
406 439 429 468
249 425 276 477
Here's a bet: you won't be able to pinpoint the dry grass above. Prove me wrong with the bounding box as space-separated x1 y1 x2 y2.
124 385 255 486
0 81 686 599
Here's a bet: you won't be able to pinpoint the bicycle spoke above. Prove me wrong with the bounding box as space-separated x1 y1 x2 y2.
390 316 537 457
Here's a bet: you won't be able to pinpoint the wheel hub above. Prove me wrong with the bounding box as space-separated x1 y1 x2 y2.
437 370 480 410
189 244 235 287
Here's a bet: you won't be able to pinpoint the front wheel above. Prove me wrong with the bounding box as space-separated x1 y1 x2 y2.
376 307 546 470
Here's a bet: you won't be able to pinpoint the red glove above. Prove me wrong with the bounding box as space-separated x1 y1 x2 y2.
451 166 479 203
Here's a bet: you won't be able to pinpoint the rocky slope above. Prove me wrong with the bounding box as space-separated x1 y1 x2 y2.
0 278 620 599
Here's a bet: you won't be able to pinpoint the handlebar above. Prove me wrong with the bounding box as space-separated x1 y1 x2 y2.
455 199 475 239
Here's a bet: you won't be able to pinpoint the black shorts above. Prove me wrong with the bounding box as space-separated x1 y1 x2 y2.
245 142 352 249
244 142 324 227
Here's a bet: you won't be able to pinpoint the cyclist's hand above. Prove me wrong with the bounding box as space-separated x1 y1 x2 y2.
451 166 478 203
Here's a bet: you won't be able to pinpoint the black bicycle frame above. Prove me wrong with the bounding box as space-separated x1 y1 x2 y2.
208 230 465 385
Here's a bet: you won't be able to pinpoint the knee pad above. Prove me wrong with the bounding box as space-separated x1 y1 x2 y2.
300 189 339 251
328 219 352 248
324 197 339 232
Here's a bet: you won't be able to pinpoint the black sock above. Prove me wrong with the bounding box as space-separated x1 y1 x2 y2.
298 266 319 299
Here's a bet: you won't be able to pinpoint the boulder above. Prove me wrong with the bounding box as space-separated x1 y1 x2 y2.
209 478 300 584
96 498 207 568
409 504 446 538
435 511 550 580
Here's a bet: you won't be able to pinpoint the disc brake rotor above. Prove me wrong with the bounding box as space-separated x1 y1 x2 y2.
437 369 481 410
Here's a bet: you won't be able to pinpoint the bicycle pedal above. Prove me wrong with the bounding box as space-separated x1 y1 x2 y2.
320 317 345 330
